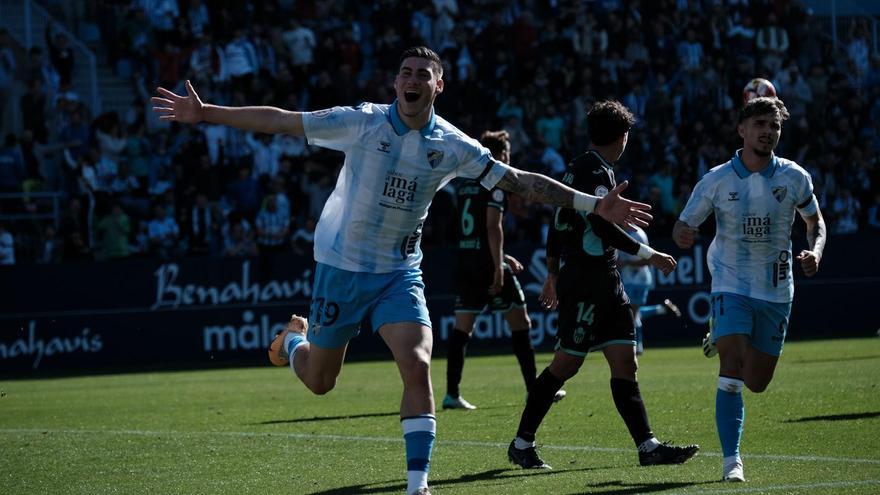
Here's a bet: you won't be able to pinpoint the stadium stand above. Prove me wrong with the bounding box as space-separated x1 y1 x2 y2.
0 0 877 265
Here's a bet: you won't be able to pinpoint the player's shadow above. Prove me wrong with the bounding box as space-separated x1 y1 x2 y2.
573 479 715 494
252 411 399 425
784 411 880 423
309 466 599 494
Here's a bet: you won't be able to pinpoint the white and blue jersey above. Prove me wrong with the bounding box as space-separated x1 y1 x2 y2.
679 150 818 303
619 226 653 289
302 101 509 273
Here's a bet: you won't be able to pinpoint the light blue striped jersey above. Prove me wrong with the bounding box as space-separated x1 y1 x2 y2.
301 101 509 273
679 150 818 303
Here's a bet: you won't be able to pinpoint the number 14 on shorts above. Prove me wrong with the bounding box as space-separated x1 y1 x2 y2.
576 302 596 325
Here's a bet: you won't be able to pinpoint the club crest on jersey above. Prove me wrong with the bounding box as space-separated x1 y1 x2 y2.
772 185 787 203
595 185 609 197
377 141 391 153
427 149 444 168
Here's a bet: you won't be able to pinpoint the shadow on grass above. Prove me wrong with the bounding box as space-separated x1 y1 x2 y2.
789 354 880 364
572 479 715 495
784 411 880 423
309 466 600 494
253 411 399 425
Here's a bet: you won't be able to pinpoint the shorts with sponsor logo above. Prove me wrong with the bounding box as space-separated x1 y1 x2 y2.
708 292 791 357
454 262 525 313
307 263 431 349
555 267 635 356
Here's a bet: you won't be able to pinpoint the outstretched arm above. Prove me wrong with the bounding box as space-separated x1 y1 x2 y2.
495 167 652 228
151 80 304 136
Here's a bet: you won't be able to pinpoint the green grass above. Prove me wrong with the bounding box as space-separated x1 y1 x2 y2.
2 338 879 494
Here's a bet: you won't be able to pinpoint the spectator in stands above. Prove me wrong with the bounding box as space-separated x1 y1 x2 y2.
224 28 258 94
255 194 289 255
535 105 566 153
756 13 789 74
147 203 180 259
188 32 226 84
832 188 860 235
20 79 49 143
96 202 131 259
0 134 25 193
246 132 278 181
186 0 210 40
39 223 61 263
188 192 218 255
225 165 260 218
45 22 75 87
222 218 258 258
282 19 316 81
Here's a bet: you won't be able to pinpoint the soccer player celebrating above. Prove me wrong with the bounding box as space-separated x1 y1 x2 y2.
153 47 651 495
509 100 698 470
673 97 826 482
445 130 566 410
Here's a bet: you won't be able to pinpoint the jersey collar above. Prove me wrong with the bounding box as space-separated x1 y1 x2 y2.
732 149 778 179
587 149 614 170
389 100 437 138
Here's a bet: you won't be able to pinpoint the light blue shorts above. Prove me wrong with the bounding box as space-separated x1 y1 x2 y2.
624 284 651 306
708 292 791 357
307 263 432 349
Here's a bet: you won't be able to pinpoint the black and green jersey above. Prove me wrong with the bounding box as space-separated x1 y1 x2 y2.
456 179 506 268
548 150 641 288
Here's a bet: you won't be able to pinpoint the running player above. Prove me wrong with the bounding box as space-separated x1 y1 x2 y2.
445 129 565 410
153 48 652 495
674 97 826 482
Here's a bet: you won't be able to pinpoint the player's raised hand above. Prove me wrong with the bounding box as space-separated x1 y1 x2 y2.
648 252 677 276
539 275 558 310
504 254 523 274
796 250 820 277
673 221 698 249
152 80 204 124
595 181 652 228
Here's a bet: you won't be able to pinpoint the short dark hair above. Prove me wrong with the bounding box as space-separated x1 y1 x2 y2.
587 100 636 146
479 130 510 158
398 46 443 77
739 97 790 124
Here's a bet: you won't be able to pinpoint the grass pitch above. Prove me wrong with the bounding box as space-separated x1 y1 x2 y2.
2 338 879 494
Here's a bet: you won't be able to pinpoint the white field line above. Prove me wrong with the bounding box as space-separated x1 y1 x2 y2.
2 427 879 466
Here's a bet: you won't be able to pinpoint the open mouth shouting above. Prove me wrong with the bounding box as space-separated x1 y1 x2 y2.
404 90 421 103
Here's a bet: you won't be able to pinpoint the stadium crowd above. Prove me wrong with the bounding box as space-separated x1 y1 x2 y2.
0 0 878 266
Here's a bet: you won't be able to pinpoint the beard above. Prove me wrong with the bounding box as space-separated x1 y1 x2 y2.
754 147 772 157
